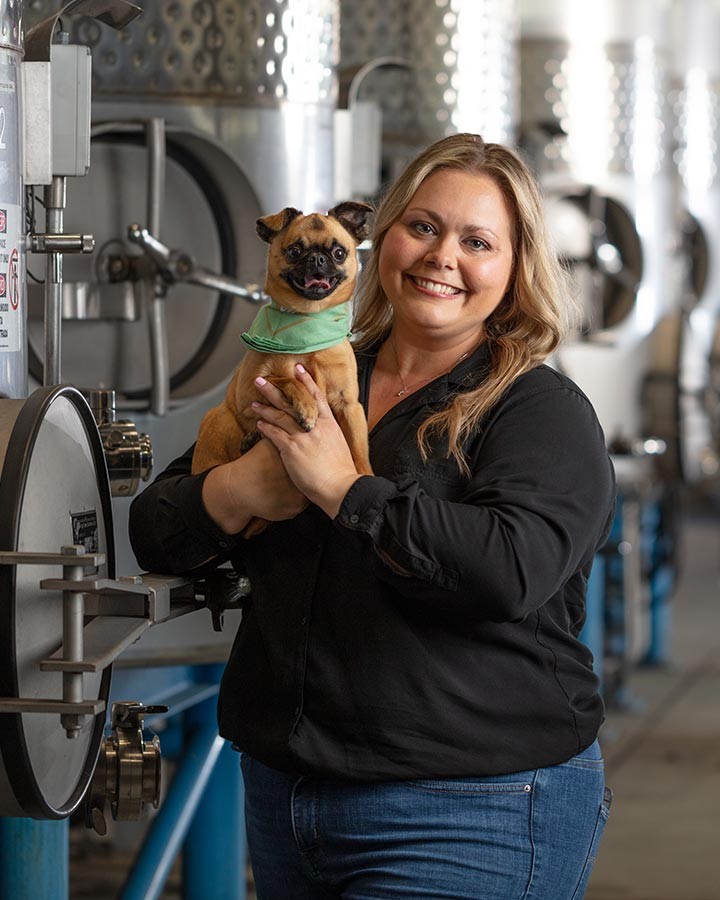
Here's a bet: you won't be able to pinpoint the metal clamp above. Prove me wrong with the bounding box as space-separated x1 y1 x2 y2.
194 569 251 632
87 389 153 496
28 233 95 254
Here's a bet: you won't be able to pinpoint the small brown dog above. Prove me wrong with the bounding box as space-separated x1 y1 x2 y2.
191 201 374 533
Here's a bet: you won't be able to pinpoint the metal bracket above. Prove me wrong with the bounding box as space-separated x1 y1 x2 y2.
0 549 105 567
0 548 195 735
0 698 105 715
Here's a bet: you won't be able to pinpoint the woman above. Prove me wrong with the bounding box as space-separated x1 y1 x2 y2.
130 133 615 900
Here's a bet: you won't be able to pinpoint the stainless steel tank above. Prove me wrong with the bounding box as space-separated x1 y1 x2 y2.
646 0 720 488
21 1 342 662
520 0 676 451
339 0 518 179
0 0 26 399
23 0 340 405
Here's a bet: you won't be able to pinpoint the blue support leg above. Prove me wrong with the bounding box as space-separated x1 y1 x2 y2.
182 663 246 900
0 818 68 900
119 725 225 900
183 741 246 900
645 563 675 665
580 555 606 696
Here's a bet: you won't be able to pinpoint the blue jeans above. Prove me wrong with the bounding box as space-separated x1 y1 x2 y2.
241 741 611 900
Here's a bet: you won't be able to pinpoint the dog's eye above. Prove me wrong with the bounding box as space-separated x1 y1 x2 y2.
286 244 303 260
332 246 347 262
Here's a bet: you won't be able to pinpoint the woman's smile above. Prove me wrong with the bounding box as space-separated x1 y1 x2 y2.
406 274 464 297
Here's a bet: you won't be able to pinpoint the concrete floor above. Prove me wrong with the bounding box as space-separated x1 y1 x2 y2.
586 511 720 900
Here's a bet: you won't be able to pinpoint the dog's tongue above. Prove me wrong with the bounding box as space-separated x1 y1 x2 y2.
305 276 331 290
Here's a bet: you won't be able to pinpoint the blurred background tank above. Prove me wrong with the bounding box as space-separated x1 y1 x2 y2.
518 0 681 699
519 0 677 453
339 0 518 192
644 0 720 491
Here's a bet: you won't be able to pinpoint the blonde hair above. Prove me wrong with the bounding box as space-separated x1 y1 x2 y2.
353 133 579 472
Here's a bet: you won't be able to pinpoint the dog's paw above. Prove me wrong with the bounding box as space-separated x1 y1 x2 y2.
296 409 318 432
291 399 319 432
240 430 262 454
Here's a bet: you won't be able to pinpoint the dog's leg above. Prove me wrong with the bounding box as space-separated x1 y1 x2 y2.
192 405 248 474
334 400 373 476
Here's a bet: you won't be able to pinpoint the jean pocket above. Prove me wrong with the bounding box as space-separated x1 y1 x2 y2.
569 787 612 900
407 772 536 795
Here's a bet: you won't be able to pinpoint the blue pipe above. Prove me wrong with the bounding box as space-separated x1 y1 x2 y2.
0 818 68 900
183 741 246 900
120 726 225 900
182 663 246 900
580 555 605 696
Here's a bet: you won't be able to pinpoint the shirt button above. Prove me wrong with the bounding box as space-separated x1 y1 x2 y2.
294 706 300 716
300 616 307 626
349 514 359 524
218 540 228 549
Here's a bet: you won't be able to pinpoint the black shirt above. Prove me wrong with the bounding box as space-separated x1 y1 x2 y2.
129 342 616 780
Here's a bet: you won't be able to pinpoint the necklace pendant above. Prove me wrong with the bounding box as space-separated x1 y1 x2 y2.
396 388 407 397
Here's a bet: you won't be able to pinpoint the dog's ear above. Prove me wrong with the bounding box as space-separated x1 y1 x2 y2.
256 207 303 243
328 201 374 244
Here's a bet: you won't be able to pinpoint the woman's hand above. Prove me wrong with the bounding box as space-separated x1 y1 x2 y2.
252 365 363 518
201 437 308 535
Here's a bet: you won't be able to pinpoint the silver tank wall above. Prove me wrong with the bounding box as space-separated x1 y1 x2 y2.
339 0 518 178
0 0 25 399
24 0 340 213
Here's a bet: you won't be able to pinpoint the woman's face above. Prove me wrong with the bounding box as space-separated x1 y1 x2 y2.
378 168 515 343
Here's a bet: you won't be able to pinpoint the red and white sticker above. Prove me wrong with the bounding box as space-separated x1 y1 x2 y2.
0 204 22 352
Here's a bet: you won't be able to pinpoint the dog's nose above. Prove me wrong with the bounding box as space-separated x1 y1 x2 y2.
307 251 328 268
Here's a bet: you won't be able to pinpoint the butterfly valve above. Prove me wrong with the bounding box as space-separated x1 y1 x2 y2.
85 700 167 835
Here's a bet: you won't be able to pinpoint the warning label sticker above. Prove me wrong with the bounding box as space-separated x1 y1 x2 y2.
71 509 99 554
0 203 21 352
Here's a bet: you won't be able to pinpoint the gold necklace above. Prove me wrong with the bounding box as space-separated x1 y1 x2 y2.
389 336 470 397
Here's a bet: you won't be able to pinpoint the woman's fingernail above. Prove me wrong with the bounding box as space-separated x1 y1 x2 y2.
255 376 267 386
251 401 261 408
296 364 306 373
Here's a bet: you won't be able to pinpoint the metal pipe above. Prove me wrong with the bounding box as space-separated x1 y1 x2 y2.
145 118 170 416
60 548 85 738
146 118 165 238
43 177 66 386
146 284 170 417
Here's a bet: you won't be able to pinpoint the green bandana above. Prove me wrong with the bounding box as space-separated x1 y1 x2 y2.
241 302 351 354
